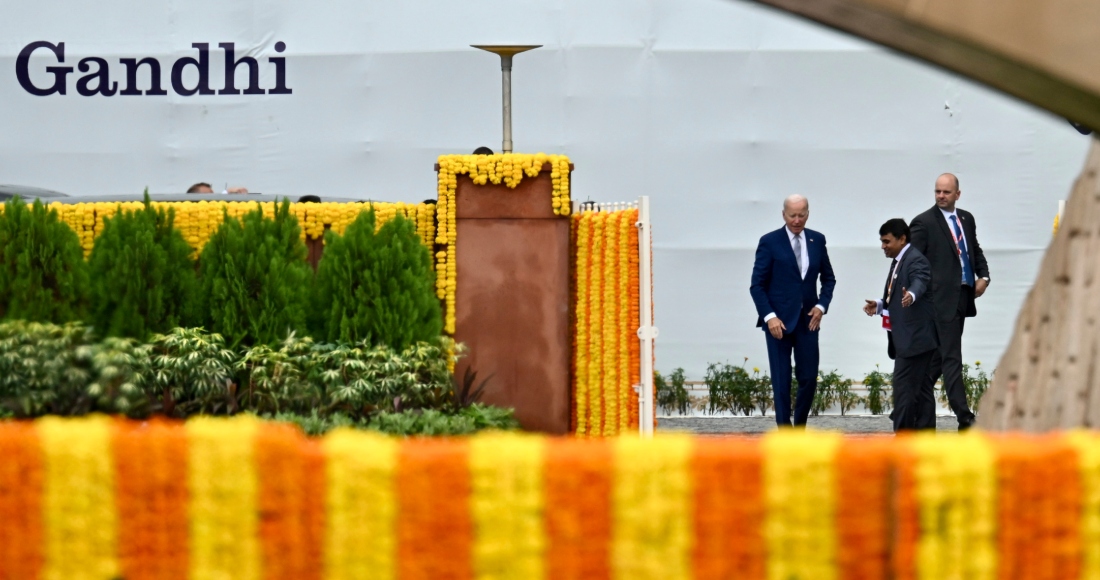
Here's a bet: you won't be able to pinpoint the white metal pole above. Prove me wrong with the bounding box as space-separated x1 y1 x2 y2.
637 196 657 437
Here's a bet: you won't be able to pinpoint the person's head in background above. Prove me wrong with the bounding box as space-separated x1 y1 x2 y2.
472 146 494 155
187 182 213 194
297 195 321 203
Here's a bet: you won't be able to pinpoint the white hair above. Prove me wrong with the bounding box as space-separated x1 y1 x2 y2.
783 194 809 212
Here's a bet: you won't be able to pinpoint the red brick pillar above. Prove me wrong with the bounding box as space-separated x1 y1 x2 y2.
451 166 572 433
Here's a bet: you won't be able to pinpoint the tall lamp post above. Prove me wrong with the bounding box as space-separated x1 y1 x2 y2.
471 45 541 154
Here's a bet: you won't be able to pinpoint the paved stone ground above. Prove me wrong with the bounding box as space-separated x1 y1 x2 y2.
658 415 962 434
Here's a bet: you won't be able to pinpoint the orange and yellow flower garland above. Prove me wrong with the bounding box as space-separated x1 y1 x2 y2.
5 418 1100 579
434 153 573 334
573 206 644 436
1 201 437 258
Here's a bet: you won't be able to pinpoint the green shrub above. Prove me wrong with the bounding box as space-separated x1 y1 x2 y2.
936 361 994 411
85 336 154 416
147 327 236 416
656 368 691 415
87 195 200 339
199 200 311 347
705 360 755 416
236 332 318 415
309 338 453 420
862 365 893 415
269 403 518 437
812 370 846 416
834 376 862 416
0 320 94 416
964 361 993 412
749 367 773 417
0 198 87 322
313 211 441 349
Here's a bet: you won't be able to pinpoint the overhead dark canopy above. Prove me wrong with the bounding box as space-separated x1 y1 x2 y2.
744 0 1100 131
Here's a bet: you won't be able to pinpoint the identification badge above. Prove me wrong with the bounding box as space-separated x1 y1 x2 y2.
882 309 891 331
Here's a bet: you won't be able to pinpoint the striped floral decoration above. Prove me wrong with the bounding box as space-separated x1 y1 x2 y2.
4 418 1100 579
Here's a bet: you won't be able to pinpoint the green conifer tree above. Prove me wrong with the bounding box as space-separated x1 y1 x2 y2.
313 210 442 349
0 197 88 322
199 200 311 347
86 193 200 339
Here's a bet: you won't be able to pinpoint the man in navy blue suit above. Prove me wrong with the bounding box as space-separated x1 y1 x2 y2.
749 195 837 427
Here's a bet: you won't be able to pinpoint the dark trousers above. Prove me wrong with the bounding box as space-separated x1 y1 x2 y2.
921 286 977 427
892 348 935 432
764 317 818 427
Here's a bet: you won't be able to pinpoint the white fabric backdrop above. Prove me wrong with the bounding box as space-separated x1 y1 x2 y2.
0 0 1090 379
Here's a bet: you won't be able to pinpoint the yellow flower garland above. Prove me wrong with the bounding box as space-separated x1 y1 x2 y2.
470 433 548 580
602 210 620 436
434 153 573 334
33 200 436 258
186 416 262 580
38 415 119 580
613 434 693 580
323 428 398 580
618 210 634 432
763 429 841 580
574 213 591 435
911 432 997 580
1069 431 1100 579
587 212 606 434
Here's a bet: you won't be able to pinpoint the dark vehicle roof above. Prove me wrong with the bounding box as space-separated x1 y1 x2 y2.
0 185 69 200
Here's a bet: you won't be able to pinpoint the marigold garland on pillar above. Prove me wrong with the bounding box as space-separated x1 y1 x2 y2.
574 214 591 435
434 153 572 334
572 205 645 436
601 210 621 436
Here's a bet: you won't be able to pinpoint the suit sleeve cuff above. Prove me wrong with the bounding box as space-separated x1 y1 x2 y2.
814 305 826 315
907 290 917 303
763 312 777 323
875 300 884 315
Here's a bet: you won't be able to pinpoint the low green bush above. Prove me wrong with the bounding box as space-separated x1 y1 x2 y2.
862 365 893 415
0 321 492 429
656 368 691 415
0 198 87 323
268 403 519 437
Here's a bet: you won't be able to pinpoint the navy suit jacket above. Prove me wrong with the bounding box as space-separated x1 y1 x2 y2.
750 227 836 332
884 247 938 359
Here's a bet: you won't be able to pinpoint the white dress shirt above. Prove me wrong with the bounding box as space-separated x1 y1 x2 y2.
763 226 825 324
939 207 988 284
874 243 917 315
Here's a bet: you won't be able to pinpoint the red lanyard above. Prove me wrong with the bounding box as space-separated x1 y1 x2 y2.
947 214 964 257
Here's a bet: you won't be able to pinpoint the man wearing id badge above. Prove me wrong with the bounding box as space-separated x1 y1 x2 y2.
863 219 938 432
910 173 990 430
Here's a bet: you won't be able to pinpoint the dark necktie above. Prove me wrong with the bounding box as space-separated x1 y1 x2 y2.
950 215 975 286
883 258 898 303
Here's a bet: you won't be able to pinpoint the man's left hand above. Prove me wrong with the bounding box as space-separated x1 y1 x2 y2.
808 307 823 331
975 278 989 298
